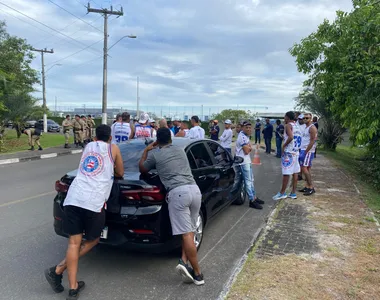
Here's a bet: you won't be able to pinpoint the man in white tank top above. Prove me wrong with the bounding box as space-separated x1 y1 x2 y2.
273 111 301 201
298 113 317 196
134 113 153 138
111 112 133 144
44 125 124 299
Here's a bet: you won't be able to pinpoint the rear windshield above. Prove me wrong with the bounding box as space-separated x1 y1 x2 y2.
119 142 147 172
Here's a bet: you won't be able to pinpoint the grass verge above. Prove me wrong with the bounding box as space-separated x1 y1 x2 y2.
319 145 380 219
0 129 67 154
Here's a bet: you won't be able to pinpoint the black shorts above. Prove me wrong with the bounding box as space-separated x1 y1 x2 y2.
63 205 105 240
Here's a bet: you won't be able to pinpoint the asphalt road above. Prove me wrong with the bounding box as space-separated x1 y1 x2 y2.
0 151 282 300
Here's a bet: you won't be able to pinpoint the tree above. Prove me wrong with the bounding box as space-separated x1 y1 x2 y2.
211 109 255 124
0 21 40 138
289 0 380 153
295 88 345 150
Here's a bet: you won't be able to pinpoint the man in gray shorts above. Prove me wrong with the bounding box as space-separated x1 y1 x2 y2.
139 127 204 286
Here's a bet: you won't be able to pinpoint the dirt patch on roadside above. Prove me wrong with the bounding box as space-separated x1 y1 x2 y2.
227 155 380 300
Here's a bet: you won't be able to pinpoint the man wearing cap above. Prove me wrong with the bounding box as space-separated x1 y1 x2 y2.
219 119 233 154
86 115 95 141
209 120 220 141
235 120 265 209
188 116 205 139
134 113 153 138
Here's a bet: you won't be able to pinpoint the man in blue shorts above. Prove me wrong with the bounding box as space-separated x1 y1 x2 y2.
298 113 317 196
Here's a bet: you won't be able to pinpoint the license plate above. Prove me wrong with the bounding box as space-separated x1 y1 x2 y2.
100 226 108 239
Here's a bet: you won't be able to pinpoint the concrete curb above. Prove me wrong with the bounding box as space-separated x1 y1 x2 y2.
0 149 83 165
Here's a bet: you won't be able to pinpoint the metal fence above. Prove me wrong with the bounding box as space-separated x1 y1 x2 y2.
49 104 270 121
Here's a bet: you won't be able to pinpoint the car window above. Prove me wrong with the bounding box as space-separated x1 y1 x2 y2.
188 143 213 169
186 151 197 170
207 141 231 164
119 142 147 172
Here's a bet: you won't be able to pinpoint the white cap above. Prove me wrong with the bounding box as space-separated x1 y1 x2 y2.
139 113 150 124
148 119 155 123
298 114 304 119
224 119 232 124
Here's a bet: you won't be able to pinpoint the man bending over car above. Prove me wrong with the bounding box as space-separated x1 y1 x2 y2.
44 124 124 300
139 127 205 286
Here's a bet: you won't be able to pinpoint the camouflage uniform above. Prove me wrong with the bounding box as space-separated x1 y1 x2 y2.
62 118 72 148
86 117 95 141
73 118 84 147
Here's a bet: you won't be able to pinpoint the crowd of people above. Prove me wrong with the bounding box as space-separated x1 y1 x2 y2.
44 111 318 299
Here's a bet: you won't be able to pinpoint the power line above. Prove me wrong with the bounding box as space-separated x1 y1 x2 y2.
48 0 103 33
0 7 55 37
51 15 103 49
0 2 101 55
48 37 103 66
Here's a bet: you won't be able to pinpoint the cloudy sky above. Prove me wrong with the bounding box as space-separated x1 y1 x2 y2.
1 0 353 116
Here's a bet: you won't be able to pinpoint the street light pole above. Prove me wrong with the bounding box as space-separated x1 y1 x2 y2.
136 76 140 119
32 48 54 133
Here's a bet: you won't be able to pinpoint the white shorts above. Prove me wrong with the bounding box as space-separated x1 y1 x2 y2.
281 152 300 175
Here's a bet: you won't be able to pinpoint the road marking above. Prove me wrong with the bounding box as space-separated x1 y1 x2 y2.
163 208 253 300
0 191 55 208
40 153 58 159
199 208 251 263
71 150 83 154
0 158 20 165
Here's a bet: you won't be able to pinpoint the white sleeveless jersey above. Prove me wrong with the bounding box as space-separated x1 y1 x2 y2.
63 141 114 212
134 124 152 138
111 122 131 144
284 122 302 154
301 124 317 152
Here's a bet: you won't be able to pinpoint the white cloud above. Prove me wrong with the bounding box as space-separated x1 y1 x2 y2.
0 0 353 115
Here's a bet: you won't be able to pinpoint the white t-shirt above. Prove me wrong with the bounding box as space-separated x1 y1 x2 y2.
235 132 251 164
111 122 131 144
63 141 114 212
219 128 233 149
188 125 205 139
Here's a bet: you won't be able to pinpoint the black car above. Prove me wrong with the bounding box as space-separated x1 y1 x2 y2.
53 138 246 252
37 119 60 132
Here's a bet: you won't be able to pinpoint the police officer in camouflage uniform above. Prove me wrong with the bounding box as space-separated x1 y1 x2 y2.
86 115 95 142
62 115 72 148
73 115 84 148
81 115 89 144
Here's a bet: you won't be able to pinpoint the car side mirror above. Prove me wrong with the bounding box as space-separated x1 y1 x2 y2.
234 156 244 164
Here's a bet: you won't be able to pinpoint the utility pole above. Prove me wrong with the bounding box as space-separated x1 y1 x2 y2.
55 96 57 116
136 76 140 119
32 48 54 132
87 3 123 125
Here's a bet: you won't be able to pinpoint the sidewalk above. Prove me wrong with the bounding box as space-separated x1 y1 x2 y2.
0 146 82 165
227 154 380 299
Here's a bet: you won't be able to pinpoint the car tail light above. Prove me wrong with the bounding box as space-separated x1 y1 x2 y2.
129 229 154 235
122 186 164 202
55 180 69 193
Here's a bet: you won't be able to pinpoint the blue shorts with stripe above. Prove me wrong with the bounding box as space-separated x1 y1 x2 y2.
299 150 314 167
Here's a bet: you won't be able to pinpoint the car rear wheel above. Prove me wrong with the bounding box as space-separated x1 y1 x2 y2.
194 210 204 250
233 183 246 205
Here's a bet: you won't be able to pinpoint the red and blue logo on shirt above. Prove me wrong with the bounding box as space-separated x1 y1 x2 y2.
80 152 104 176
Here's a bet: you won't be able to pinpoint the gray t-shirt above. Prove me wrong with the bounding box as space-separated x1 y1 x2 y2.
143 144 196 191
